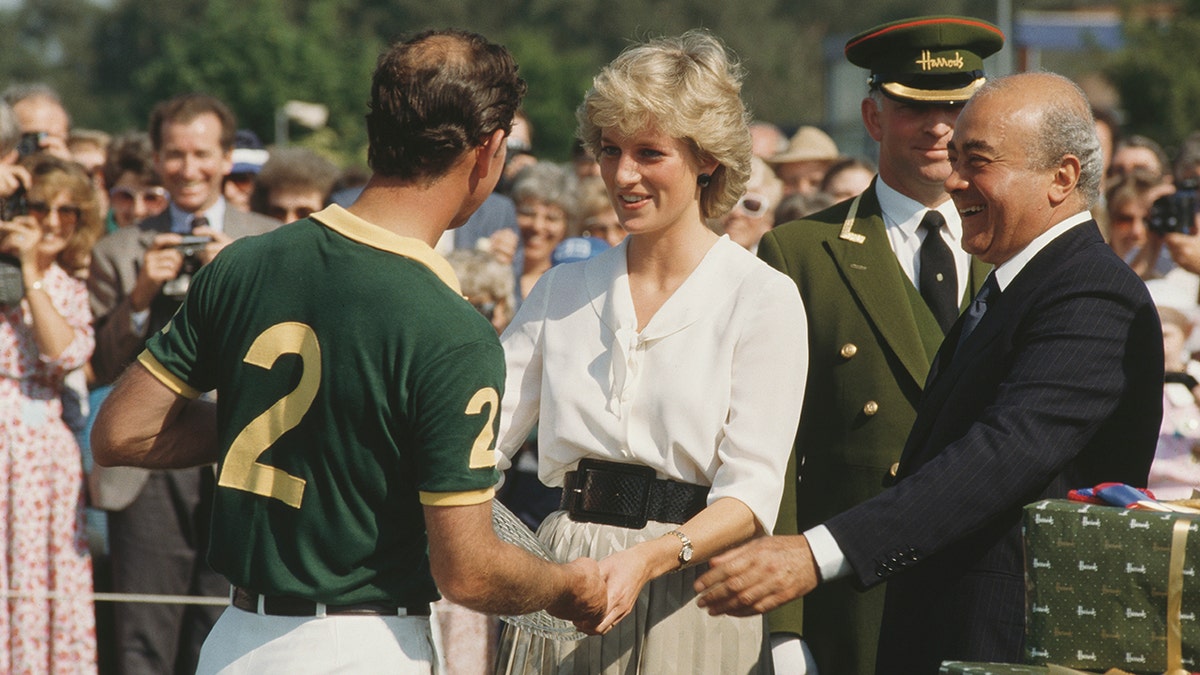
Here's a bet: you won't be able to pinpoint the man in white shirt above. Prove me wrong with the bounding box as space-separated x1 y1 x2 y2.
86 93 280 675
755 15 1003 675
698 72 1163 675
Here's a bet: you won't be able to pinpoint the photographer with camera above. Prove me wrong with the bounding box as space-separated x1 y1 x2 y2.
0 153 104 672
86 92 279 675
0 100 31 208
2 84 73 161
1122 174 1200 312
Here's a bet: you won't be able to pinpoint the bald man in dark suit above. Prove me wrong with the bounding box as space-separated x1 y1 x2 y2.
698 72 1162 675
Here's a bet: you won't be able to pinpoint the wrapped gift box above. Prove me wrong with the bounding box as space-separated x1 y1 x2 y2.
940 664 1132 675
1022 499 1200 674
940 662 1049 674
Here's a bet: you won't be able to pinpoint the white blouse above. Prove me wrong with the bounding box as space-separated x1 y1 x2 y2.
496 235 809 530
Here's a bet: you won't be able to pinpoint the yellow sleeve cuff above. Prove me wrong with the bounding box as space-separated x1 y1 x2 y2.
419 487 495 506
137 351 202 399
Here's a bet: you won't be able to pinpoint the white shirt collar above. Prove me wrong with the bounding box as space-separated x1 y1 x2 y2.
875 177 961 242
992 210 1092 291
169 197 227 234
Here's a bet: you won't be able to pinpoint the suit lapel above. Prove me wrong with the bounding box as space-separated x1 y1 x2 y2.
906 221 1100 466
827 187 934 389
966 257 992 306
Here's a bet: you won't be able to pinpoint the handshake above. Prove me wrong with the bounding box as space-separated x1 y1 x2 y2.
537 545 666 636
531 532 825 636
450 501 825 641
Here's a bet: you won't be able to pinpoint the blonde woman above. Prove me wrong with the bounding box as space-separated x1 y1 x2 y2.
495 32 807 674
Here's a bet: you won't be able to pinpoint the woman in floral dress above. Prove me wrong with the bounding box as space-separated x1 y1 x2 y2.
0 154 102 674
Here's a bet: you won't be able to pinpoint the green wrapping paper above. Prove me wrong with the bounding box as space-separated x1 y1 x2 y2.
1022 500 1199 674
940 664 1130 674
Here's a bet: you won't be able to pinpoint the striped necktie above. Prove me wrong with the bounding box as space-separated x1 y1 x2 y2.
956 272 1000 351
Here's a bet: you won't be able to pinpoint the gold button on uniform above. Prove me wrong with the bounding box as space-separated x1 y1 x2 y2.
840 343 858 359
863 400 879 416
889 462 900 477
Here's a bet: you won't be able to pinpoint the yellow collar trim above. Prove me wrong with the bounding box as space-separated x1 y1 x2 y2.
839 193 867 244
311 204 462 294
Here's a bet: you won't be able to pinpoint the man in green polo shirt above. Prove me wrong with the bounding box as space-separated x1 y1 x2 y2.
92 29 605 674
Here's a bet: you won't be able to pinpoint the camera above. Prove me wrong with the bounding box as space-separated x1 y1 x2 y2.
1148 179 1200 236
15 131 45 159
1 185 28 221
161 235 212 300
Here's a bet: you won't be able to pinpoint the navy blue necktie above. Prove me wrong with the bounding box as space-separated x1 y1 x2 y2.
918 210 958 334
957 273 999 351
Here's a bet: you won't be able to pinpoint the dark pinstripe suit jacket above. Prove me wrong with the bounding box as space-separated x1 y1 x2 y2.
825 220 1163 674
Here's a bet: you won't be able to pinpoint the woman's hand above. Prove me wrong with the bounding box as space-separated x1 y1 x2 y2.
0 215 52 270
595 546 654 633
0 164 30 201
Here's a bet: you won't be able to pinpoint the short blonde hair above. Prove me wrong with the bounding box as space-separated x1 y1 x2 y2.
577 30 752 219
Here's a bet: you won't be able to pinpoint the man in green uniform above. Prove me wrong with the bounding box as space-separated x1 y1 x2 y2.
91 29 605 674
764 16 1003 675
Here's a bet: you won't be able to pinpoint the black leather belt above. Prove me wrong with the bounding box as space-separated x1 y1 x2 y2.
560 457 709 529
231 586 430 617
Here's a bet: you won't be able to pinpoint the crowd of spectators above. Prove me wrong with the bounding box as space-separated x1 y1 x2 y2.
3 62 1200 675
1088 113 1200 510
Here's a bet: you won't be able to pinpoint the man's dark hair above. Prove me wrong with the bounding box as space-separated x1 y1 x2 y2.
250 146 340 212
366 29 526 181
103 131 161 188
148 93 238 153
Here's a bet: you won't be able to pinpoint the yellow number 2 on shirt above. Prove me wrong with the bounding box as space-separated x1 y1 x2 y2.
465 387 499 469
218 322 319 508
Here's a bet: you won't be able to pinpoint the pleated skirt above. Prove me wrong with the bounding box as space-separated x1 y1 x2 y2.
495 511 772 675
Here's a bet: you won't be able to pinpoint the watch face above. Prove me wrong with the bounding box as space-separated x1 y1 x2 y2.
680 545 693 564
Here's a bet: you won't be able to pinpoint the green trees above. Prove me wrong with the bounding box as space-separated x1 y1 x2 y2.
1106 0 1200 153
88 0 380 165
7 0 1194 165
0 0 857 163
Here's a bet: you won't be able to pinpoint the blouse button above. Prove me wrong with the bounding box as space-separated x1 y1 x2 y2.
840 343 858 359
863 400 879 416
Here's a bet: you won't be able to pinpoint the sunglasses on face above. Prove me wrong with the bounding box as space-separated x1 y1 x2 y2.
28 201 81 225
110 186 169 209
734 192 771 218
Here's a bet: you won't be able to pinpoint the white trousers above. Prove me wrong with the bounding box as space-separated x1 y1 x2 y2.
196 606 436 674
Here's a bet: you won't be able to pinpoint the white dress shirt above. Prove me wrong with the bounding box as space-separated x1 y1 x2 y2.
876 178 970 303
496 235 809 530
168 198 228 234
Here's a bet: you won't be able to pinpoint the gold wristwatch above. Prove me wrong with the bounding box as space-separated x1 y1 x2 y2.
667 529 693 568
